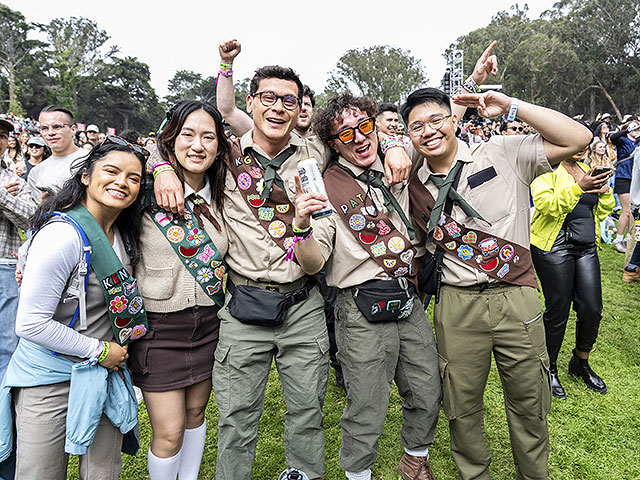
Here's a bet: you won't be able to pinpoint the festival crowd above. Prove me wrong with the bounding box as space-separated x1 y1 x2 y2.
0 39 638 480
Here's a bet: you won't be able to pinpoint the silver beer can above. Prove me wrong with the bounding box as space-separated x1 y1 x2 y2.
297 157 333 219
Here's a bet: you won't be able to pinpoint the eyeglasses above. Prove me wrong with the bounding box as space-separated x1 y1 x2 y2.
329 117 376 145
101 134 150 159
28 144 44 149
252 91 301 111
39 123 72 133
508 126 524 132
408 115 452 136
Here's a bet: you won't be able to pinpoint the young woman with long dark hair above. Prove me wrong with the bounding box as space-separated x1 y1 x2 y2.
129 100 230 480
0 138 148 479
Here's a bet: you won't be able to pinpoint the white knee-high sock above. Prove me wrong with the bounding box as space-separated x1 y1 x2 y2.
148 447 181 480
178 420 207 480
345 469 371 480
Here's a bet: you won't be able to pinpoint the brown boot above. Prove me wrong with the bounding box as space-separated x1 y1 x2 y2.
397 453 436 480
622 267 640 282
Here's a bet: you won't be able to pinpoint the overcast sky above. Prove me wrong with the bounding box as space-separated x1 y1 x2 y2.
8 1 558 99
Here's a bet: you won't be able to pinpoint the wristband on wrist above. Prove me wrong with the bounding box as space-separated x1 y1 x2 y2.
379 135 406 154
220 62 232 70
460 75 481 94
153 164 175 179
96 341 110 364
504 98 519 122
292 222 312 236
285 227 314 262
152 160 171 169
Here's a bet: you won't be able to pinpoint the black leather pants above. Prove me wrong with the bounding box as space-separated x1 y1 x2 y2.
531 232 603 365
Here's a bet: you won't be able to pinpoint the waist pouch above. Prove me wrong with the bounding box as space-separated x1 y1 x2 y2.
352 278 416 323
417 248 444 296
228 279 315 327
564 217 596 245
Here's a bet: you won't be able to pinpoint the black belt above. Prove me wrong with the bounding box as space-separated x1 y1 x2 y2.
227 278 316 308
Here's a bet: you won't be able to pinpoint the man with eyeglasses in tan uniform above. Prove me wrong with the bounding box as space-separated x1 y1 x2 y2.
27 105 86 204
153 51 412 477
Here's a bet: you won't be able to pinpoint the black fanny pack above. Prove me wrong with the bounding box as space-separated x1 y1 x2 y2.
228 279 315 327
352 278 416 323
564 218 596 246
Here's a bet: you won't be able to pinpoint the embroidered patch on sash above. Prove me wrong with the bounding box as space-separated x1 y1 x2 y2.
387 236 405 254
361 205 376 216
154 212 173 227
130 325 147 340
359 232 377 244
377 220 391 236
187 228 204 246
237 173 251 190
109 296 128 314
128 296 143 314
206 282 222 295
433 226 444 241
393 267 409 277
513 255 520 264
384 259 397 268
268 220 286 238
197 244 216 263
243 155 252 164
445 241 457 250
249 167 263 179
107 286 122 295
499 244 515 262
179 246 199 258
462 231 477 243
349 214 366 231
258 207 275 221
247 194 265 208
119 328 132 344
497 263 510 278
196 267 215 284
349 198 359 208
444 221 462 238
366 221 376 230
214 266 225 279
167 225 185 243
114 317 132 328
124 281 137 296
185 260 198 269
276 204 290 214
457 244 474 261
400 250 414 264
256 179 265 194
479 238 499 257
479 257 499 272
371 241 387 257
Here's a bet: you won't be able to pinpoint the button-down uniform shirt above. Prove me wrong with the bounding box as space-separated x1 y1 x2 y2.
0 160 38 259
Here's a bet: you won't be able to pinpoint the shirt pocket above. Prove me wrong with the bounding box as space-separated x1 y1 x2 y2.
139 266 174 300
465 170 513 224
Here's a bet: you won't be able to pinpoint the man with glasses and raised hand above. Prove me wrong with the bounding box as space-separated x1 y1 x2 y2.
153 56 411 478
27 105 87 204
402 86 592 480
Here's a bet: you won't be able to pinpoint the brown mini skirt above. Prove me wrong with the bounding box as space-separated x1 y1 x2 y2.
129 305 220 392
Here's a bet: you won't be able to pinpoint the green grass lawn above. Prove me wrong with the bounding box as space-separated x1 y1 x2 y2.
70 244 639 479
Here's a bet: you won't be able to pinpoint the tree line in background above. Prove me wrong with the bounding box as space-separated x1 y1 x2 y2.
1 0 638 133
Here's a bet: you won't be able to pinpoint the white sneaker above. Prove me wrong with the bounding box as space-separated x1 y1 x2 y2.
613 239 627 253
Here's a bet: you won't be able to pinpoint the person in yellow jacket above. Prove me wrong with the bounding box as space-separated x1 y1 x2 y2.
530 145 614 400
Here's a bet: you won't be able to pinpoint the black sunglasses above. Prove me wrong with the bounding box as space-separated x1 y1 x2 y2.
102 134 149 159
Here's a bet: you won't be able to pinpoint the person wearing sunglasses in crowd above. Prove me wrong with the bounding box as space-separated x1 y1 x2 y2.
27 105 87 204
129 100 230 480
153 45 412 478
19 137 51 180
500 119 526 136
0 137 148 479
287 41 497 480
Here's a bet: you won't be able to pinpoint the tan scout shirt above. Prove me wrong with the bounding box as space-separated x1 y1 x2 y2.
222 130 329 283
414 135 551 287
315 156 424 289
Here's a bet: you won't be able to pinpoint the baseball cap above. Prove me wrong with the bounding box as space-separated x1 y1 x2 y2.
86 124 99 132
628 122 639 132
601 113 611 120
0 118 15 133
27 136 46 147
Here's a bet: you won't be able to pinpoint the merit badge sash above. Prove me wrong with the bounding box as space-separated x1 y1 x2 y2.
324 164 418 284
408 176 538 288
66 205 148 346
225 142 298 257
149 205 226 307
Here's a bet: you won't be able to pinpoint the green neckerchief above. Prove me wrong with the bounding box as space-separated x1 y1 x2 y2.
427 160 488 236
149 203 226 307
335 161 415 240
249 145 297 200
66 205 148 346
